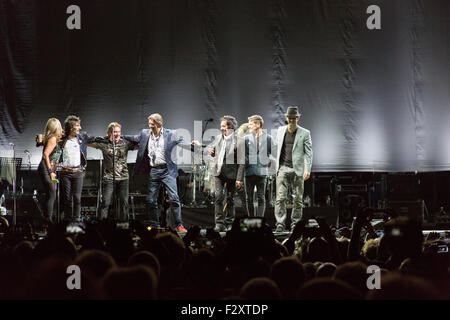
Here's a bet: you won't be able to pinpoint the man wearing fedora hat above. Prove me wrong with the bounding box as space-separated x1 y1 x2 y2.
274 106 313 232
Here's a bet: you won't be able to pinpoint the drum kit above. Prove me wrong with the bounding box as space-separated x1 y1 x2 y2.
185 160 278 208
185 161 215 207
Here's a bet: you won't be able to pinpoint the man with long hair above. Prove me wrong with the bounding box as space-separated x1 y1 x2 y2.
206 115 246 232
59 115 94 222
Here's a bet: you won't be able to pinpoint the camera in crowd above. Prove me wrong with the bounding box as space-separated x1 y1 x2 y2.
302 219 321 238
239 217 263 233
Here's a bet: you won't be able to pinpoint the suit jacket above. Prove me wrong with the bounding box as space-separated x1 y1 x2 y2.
208 133 245 181
275 125 313 176
123 128 192 177
244 132 275 177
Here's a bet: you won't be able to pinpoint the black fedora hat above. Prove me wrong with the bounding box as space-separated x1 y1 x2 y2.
285 106 301 118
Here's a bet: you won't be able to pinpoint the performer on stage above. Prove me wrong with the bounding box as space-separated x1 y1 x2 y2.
207 115 245 232
37 118 63 223
59 115 94 223
123 113 193 232
88 122 137 222
235 123 250 217
274 106 313 232
245 115 274 218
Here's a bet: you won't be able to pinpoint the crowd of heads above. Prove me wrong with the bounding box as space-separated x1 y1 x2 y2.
0 212 447 300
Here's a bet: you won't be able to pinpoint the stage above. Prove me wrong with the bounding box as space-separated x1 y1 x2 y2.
2 162 450 232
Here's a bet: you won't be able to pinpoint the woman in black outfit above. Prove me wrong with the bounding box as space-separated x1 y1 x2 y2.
37 118 63 223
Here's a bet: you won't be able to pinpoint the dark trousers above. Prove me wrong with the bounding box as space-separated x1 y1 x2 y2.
246 175 267 217
38 160 56 222
99 179 129 222
147 167 182 228
237 177 249 217
214 175 237 228
60 171 83 221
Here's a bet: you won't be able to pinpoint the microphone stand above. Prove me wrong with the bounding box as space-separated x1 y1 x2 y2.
11 144 17 226
24 151 31 197
202 119 212 137
25 151 31 171
96 158 102 220
112 135 117 221
191 119 213 206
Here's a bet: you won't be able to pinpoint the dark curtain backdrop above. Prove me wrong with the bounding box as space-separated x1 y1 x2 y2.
1 0 450 171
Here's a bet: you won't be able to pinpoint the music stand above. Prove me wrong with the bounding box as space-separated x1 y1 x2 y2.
55 166 61 224
0 157 22 226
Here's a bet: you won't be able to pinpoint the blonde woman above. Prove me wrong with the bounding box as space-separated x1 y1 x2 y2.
38 118 63 223
237 123 249 137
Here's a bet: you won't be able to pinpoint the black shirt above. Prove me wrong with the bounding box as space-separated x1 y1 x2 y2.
91 137 134 180
280 129 296 168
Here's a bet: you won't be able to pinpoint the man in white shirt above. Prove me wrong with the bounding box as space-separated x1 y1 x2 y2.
123 113 194 232
60 115 91 222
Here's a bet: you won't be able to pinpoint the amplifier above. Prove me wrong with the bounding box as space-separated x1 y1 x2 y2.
336 184 368 192
336 184 368 225
387 200 424 224
434 215 450 224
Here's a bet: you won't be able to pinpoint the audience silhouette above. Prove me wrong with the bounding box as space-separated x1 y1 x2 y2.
0 210 447 300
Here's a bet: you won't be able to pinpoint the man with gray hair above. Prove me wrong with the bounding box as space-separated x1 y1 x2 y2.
274 106 313 232
206 115 246 232
123 113 194 232
245 115 275 217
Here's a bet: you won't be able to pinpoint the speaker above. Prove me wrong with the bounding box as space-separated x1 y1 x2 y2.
336 184 368 225
387 173 420 201
3 194 43 216
387 200 424 224
84 160 101 188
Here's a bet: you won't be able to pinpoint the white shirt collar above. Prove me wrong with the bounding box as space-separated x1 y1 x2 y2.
223 132 234 141
151 127 164 139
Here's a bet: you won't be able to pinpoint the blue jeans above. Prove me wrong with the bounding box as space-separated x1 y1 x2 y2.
147 167 182 227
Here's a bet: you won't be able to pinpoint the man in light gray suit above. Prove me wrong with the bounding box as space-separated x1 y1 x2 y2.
274 106 313 232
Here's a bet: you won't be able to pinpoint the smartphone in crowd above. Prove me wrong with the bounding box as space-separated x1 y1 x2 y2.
239 217 263 232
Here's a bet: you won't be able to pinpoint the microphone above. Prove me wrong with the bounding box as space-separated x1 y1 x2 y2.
205 118 214 122
9 142 15 146
24 150 31 155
